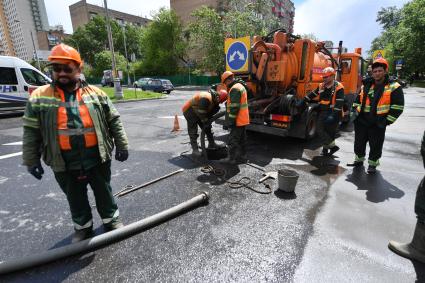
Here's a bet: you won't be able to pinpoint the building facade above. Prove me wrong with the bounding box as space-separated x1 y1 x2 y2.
69 0 150 32
171 0 294 33
0 0 49 61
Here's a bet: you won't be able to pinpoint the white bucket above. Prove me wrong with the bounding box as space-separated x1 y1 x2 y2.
278 169 299 193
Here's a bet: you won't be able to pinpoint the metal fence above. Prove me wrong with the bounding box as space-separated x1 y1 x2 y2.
85 75 220 86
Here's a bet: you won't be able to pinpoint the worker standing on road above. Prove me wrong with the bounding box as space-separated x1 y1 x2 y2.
182 89 228 156
220 71 250 164
303 67 345 157
388 130 425 263
22 44 129 243
348 58 404 173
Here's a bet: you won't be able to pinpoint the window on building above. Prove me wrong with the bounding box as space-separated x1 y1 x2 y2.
89 12 97 19
0 67 18 84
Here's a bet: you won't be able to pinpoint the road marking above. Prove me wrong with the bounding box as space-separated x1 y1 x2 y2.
158 116 184 119
0 151 22 160
2 141 22 146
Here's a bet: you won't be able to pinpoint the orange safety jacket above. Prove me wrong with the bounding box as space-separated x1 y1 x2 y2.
57 88 98 150
182 91 215 115
355 82 401 116
227 83 249 126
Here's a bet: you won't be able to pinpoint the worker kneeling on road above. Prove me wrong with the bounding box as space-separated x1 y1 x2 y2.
302 67 344 157
22 44 129 243
182 88 228 156
348 58 404 174
220 71 250 165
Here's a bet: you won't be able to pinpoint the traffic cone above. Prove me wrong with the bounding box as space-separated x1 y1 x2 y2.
171 114 180 132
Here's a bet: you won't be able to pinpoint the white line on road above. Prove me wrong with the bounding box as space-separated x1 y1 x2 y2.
2 141 23 146
0 152 22 160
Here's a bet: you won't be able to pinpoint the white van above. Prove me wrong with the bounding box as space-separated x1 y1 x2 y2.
0 56 51 114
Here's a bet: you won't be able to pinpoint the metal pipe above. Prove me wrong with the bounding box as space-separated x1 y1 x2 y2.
0 192 209 275
115 168 184 197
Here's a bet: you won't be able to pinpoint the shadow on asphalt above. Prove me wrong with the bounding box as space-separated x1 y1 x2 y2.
413 260 425 283
345 166 405 203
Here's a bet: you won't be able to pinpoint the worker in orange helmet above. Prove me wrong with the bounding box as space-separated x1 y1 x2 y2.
302 66 345 157
219 71 250 164
22 44 129 243
348 57 404 173
182 88 228 156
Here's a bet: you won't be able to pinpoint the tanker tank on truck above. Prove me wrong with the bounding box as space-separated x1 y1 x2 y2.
222 29 364 139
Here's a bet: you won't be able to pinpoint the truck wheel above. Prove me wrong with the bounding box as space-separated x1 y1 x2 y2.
305 111 318 140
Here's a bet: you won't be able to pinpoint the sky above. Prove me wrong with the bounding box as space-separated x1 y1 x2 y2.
44 0 409 53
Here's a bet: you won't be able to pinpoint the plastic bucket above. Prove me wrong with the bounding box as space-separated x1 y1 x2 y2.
278 169 299 193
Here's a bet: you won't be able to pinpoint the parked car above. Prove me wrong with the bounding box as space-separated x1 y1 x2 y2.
141 78 174 94
101 70 113 87
133 77 151 88
0 55 51 114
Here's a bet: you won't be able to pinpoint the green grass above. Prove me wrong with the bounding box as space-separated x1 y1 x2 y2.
412 81 425 88
99 87 165 101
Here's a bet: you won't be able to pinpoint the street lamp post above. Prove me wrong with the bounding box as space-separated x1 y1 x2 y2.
121 25 131 86
103 0 123 99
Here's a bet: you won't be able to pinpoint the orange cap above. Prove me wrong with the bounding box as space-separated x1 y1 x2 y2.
48 44 83 66
218 89 228 103
372 57 388 70
221 71 234 83
322 67 336 78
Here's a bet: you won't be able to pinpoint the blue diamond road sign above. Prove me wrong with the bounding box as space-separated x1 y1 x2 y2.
226 41 248 71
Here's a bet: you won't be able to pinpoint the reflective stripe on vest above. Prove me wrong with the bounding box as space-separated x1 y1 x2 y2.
182 91 213 113
356 82 399 115
57 88 98 151
227 83 250 126
318 81 343 108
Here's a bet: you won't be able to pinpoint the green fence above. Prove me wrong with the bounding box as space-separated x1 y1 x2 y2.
85 74 220 86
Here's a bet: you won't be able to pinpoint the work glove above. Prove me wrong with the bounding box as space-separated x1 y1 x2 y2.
115 149 129 162
27 162 44 180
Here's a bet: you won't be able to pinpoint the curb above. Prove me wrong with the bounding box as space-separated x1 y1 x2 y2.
112 96 167 104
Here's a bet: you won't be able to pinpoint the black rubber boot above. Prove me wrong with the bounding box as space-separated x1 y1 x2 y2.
367 165 377 174
190 142 201 157
104 217 124 232
328 145 340 156
321 148 329 156
347 161 364 167
72 226 93 243
389 222 425 264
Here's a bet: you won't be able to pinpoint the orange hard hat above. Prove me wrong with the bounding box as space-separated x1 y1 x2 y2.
218 89 228 103
221 71 234 83
372 57 388 70
48 43 82 66
322 67 336 78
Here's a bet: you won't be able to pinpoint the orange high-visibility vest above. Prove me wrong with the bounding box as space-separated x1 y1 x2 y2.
356 82 400 115
317 81 343 107
57 88 98 150
182 91 214 114
227 83 249 126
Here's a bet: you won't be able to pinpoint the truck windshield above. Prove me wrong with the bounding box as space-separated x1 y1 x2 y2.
20 68 50 86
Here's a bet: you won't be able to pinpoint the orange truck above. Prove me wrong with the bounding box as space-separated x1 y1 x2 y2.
222 29 364 139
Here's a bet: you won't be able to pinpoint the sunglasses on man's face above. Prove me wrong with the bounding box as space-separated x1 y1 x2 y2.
51 65 75 74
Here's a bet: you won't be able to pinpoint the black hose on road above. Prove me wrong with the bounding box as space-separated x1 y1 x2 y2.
0 192 209 275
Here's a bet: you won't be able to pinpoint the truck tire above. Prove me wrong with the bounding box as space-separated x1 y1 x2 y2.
305 110 318 140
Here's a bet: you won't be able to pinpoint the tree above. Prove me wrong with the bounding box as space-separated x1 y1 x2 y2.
92 51 127 77
187 6 226 74
137 8 186 75
376 6 402 30
64 16 144 66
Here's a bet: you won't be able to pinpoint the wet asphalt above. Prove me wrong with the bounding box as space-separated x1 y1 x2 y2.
0 87 424 282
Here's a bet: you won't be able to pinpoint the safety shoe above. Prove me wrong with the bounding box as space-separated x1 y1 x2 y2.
388 222 425 264
72 227 94 243
191 143 202 157
367 165 377 174
328 146 340 156
104 218 124 232
347 161 364 167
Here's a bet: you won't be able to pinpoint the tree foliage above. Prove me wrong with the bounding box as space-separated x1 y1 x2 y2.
137 8 186 76
64 16 143 66
92 51 127 77
371 0 425 75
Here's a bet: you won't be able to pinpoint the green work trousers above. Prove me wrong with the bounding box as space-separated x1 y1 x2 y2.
228 126 247 159
54 160 119 230
416 177 425 224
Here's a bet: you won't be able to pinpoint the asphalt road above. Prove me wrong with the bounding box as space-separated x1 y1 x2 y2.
0 87 424 282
